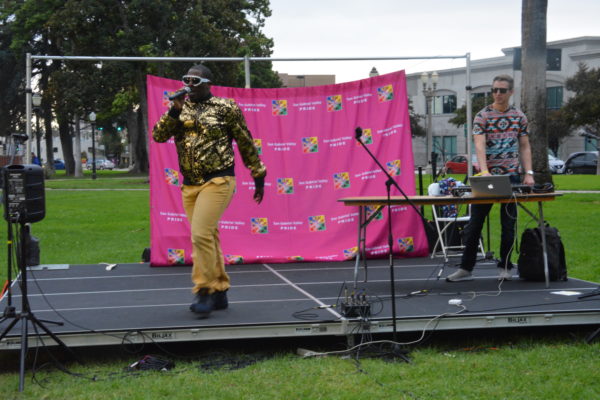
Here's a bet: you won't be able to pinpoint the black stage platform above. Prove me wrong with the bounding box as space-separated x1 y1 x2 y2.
1 258 599 350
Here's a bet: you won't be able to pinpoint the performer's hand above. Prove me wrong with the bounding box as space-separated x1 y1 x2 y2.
523 174 535 186
171 96 185 110
253 187 264 204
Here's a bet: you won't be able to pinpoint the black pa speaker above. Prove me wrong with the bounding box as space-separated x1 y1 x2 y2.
3 164 46 223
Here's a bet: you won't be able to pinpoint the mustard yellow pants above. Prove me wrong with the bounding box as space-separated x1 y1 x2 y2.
181 176 236 294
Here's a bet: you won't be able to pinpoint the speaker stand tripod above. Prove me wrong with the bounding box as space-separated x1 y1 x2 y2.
0 223 72 392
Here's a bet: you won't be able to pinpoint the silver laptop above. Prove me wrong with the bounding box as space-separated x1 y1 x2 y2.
469 175 513 198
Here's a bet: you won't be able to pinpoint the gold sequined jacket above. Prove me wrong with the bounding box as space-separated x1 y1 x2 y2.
153 96 266 186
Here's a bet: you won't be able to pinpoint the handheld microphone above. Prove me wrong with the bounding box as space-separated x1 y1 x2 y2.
355 126 363 141
168 86 191 101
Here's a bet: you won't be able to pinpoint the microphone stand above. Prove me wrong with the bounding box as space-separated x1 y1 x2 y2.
354 127 425 343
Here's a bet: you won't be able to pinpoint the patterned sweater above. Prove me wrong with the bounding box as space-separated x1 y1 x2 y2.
473 105 528 175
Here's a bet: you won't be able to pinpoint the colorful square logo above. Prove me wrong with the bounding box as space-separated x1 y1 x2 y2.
277 178 294 194
356 128 373 145
164 168 180 186
286 256 304 261
386 160 401 176
377 85 394 102
167 248 185 265
366 206 383 220
302 137 319 153
251 218 269 234
308 215 326 232
343 246 359 260
397 237 414 253
272 100 288 116
254 138 263 155
326 95 343 112
225 255 244 265
333 172 351 189
162 91 174 107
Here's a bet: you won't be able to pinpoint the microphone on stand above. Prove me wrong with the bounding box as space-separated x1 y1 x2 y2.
355 126 363 141
168 86 191 101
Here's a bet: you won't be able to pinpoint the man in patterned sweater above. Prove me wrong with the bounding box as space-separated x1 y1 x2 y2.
446 74 534 282
153 64 267 317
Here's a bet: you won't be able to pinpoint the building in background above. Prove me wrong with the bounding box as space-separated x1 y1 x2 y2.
278 73 335 87
406 36 600 167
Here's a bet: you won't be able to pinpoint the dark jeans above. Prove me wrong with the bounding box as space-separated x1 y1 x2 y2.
460 175 520 271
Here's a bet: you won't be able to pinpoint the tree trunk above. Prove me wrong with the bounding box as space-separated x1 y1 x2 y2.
128 70 149 173
43 103 55 178
58 115 75 176
521 0 550 184
74 115 83 177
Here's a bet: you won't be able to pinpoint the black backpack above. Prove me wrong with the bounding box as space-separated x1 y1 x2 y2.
518 225 567 281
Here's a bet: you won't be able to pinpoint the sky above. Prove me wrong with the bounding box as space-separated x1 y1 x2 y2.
262 0 600 83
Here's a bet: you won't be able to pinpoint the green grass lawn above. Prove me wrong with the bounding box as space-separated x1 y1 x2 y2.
0 172 599 399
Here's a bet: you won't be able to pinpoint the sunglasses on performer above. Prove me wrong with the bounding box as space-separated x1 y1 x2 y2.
491 88 510 94
182 75 211 86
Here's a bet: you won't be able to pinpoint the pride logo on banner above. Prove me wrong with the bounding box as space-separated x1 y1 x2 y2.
377 85 394 102
286 255 304 261
253 138 263 155
167 248 185 265
366 206 383 220
225 255 244 264
326 95 343 112
277 178 294 194
397 237 414 253
251 218 269 234
162 91 174 107
386 160 402 176
343 246 358 260
272 100 288 116
302 137 319 153
356 128 373 145
308 215 326 232
333 172 351 189
164 168 180 186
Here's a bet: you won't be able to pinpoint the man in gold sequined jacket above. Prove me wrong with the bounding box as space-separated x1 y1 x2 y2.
153 64 267 318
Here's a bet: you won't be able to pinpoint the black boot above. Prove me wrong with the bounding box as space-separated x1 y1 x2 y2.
213 290 229 310
189 289 215 318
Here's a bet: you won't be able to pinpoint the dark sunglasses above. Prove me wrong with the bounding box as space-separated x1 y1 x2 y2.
182 75 211 86
491 87 510 94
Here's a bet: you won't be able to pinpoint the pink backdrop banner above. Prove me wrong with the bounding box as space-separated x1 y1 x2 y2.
147 70 428 266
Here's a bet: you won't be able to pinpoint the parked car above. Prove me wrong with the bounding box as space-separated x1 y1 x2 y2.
54 159 65 170
564 151 598 174
548 154 565 174
442 154 480 174
86 159 115 170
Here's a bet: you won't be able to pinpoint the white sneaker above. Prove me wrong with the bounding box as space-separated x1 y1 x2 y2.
497 268 513 281
446 268 473 282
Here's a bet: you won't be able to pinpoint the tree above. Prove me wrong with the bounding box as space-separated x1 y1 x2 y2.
1 0 280 175
521 0 550 183
563 63 600 134
546 109 572 156
448 95 493 128
409 100 426 138
562 63 600 174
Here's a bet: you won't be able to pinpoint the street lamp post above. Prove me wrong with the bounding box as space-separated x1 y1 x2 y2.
31 93 42 164
420 71 438 172
89 111 97 180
